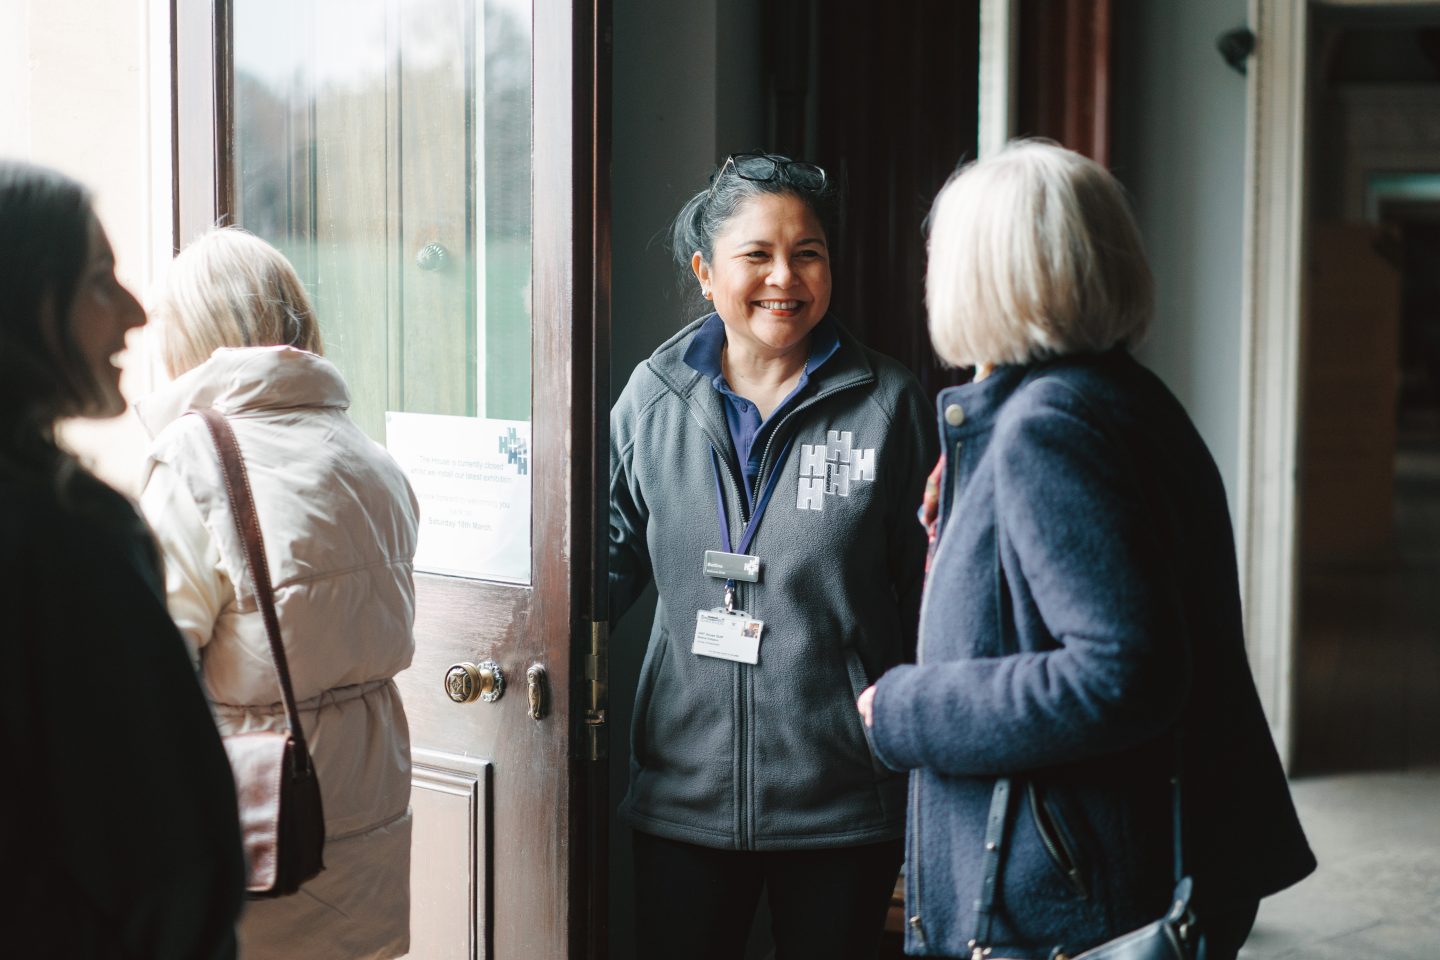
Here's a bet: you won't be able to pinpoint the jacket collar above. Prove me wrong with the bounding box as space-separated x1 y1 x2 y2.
647 313 875 401
135 346 351 440
933 363 1033 440
646 314 877 460
934 348 1134 440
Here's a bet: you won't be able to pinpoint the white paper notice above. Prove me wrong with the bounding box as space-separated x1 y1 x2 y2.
385 412 531 584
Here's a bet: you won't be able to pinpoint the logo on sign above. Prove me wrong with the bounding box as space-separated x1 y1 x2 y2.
500 427 529 475
796 430 875 511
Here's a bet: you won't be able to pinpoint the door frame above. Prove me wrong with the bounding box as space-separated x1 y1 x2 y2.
171 0 612 954
1237 0 1308 770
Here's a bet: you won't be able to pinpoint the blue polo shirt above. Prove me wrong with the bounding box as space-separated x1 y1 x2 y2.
683 313 841 510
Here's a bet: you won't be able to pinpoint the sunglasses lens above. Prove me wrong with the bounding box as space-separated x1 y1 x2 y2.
732 155 779 182
786 162 826 191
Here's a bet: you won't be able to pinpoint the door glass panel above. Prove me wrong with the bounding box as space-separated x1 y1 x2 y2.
232 0 533 585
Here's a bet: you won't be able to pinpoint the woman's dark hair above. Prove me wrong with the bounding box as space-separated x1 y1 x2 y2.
669 152 843 312
0 160 97 478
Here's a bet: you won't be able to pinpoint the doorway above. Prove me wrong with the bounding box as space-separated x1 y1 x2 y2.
1293 7 1440 774
174 0 610 956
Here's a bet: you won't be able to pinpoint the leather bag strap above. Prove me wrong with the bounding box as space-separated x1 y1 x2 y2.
195 408 312 771
972 536 1019 957
972 776 1014 953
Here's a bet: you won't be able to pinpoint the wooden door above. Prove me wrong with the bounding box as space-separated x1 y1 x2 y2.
174 0 610 956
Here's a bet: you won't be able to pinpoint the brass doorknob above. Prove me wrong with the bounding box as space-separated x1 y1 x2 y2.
444 660 505 704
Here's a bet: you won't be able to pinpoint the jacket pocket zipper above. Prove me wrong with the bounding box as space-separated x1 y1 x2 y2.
907 777 928 952
1027 783 1090 900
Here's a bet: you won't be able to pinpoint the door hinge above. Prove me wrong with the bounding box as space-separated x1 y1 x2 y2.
584 619 609 761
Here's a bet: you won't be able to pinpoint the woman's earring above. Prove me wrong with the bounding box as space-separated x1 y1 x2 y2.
703 287 713 300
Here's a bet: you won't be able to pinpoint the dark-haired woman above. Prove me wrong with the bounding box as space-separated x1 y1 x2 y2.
610 153 937 960
0 160 245 957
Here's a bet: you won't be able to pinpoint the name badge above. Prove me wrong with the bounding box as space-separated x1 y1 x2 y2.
704 549 761 583
692 609 763 664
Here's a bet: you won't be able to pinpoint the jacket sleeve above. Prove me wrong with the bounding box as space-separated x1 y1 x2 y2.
608 371 654 626
884 376 938 664
139 459 232 662
870 382 1189 775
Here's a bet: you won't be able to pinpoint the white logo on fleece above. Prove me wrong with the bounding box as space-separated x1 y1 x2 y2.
796 430 875 511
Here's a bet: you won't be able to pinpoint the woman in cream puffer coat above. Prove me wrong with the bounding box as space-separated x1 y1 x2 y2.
138 229 419 960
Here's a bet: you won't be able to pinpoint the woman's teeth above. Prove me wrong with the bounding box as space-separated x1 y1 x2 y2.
758 300 800 310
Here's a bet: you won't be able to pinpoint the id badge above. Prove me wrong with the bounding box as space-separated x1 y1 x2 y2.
692 609 763 664
704 550 761 583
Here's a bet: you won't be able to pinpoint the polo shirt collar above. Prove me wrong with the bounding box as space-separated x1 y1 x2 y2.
682 312 841 384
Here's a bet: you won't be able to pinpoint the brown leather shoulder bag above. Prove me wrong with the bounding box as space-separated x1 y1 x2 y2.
196 407 325 899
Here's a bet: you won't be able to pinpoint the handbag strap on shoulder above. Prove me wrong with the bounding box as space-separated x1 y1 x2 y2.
195 408 312 770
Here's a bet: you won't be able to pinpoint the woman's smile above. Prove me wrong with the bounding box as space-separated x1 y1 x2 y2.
755 298 804 316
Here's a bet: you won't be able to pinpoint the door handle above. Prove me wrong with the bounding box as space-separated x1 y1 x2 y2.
444 660 505 704
415 241 451 272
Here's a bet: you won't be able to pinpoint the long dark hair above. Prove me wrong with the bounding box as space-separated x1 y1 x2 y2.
0 160 97 480
669 152 843 315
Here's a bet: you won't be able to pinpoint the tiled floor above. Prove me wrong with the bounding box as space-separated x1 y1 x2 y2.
1241 768 1440 959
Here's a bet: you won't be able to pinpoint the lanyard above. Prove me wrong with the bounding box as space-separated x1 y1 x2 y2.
710 435 795 610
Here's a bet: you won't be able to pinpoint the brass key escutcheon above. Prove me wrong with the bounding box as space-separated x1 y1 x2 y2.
526 664 547 720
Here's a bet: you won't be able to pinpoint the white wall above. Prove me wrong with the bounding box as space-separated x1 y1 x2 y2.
1112 0 1252 507
607 0 763 952
0 0 171 494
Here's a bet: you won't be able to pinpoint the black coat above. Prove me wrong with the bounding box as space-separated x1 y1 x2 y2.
1 466 245 959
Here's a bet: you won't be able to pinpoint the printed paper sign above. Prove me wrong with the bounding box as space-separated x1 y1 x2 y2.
385 412 531 584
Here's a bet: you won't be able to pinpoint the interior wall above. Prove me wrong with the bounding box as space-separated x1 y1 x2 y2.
1111 0 1251 505
607 0 764 953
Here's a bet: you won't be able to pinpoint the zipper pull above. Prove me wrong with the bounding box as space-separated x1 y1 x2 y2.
907 916 928 951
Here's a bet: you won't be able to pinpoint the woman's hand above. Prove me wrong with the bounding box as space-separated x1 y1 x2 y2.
857 684 877 728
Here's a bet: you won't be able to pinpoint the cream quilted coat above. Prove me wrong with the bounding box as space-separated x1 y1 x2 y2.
138 346 419 960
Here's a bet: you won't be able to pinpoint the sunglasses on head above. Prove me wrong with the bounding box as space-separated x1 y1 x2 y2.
711 154 827 193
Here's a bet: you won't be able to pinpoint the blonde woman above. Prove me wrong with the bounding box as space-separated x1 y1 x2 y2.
859 142 1315 959
138 228 419 960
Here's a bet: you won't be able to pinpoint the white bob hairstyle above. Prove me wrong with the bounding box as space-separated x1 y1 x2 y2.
925 140 1154 369
152 227 324 379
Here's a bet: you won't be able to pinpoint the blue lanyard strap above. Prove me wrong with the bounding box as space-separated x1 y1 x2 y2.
711 433 796 558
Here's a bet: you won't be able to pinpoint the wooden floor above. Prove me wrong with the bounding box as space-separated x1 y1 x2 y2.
1294 438 1440 775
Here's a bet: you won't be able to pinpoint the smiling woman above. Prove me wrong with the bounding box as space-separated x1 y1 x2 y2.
608 152 937 960
65 218 147 416
0 159 245 958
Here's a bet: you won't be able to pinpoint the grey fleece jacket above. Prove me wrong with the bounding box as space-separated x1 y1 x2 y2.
610 315 936 850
